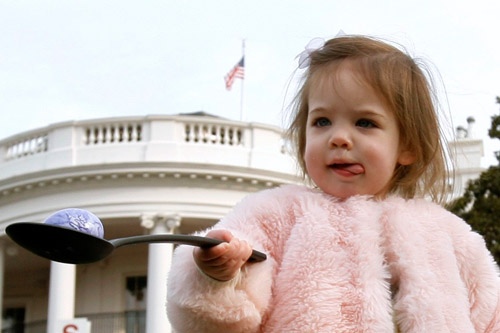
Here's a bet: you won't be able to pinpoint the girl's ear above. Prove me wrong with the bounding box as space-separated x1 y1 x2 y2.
398 150 416 166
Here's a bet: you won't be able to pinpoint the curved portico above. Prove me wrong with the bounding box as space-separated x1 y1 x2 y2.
0 113 300 332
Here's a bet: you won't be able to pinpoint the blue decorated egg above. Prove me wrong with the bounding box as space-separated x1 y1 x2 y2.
43 208 104 238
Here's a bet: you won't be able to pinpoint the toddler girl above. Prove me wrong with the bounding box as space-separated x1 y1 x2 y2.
167 34 500 332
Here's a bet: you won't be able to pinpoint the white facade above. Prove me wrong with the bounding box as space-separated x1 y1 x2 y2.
0 113 300 332
448 117 485 201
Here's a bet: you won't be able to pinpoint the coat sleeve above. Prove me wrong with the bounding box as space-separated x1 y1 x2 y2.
166 185 302 332
447 212 500 332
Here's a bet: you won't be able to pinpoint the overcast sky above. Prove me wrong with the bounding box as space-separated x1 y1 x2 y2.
1 0 500 167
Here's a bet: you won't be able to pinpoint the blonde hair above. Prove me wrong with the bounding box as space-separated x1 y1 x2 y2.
287 35 449 202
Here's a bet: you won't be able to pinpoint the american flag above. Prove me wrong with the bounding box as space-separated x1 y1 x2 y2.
224 57 245 90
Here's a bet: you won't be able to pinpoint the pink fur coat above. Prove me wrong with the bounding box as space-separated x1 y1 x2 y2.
167 185 500 332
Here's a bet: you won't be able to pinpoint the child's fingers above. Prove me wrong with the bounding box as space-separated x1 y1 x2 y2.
205 229 234 243
198 242 250 281
197 239 245 265
195 242 230 262
228 238 252 263
193 231 254 281
192 229 232 262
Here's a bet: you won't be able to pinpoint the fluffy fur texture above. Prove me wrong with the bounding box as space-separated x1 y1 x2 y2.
167 185 500 332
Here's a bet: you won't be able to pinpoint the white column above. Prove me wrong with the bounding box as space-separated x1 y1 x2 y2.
141 213 181 333
47 262 76 333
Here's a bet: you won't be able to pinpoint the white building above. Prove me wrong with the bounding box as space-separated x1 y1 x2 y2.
448 116 485 201
0 113 484 332
0 113 300 332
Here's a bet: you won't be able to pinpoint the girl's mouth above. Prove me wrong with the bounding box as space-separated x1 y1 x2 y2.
329 163 364 176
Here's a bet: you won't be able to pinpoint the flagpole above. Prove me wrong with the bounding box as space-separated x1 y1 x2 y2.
240 39 246 121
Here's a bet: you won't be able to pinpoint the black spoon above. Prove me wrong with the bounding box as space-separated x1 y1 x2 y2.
6 222 267 264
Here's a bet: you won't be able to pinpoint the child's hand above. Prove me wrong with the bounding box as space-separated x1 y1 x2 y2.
193 229 253 281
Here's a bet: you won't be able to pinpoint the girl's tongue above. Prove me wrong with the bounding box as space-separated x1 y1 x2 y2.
331 163 364 175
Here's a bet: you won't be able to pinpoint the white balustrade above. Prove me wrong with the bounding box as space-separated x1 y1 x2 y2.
1 118 257 163
5 135 48 160
84 123 143 145
184 122 244 146
0 115 294 182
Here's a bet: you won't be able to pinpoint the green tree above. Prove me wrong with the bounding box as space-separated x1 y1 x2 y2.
448 97 500 263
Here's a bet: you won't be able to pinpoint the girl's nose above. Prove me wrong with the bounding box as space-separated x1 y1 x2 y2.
328 129 353 149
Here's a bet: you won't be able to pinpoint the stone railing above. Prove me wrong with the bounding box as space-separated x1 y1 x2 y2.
184 122 243 146
5 133 48 161
0 115 296 183
84 122 143 145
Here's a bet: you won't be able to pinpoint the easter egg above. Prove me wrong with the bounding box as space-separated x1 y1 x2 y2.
43 208 104 238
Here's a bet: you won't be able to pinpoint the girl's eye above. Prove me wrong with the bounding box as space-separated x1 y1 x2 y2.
356 119 376 128
314 117 331 127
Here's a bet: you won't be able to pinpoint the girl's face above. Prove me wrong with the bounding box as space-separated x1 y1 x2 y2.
304 62 414 198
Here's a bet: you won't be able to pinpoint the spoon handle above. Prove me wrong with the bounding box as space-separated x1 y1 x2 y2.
110 234 267 262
